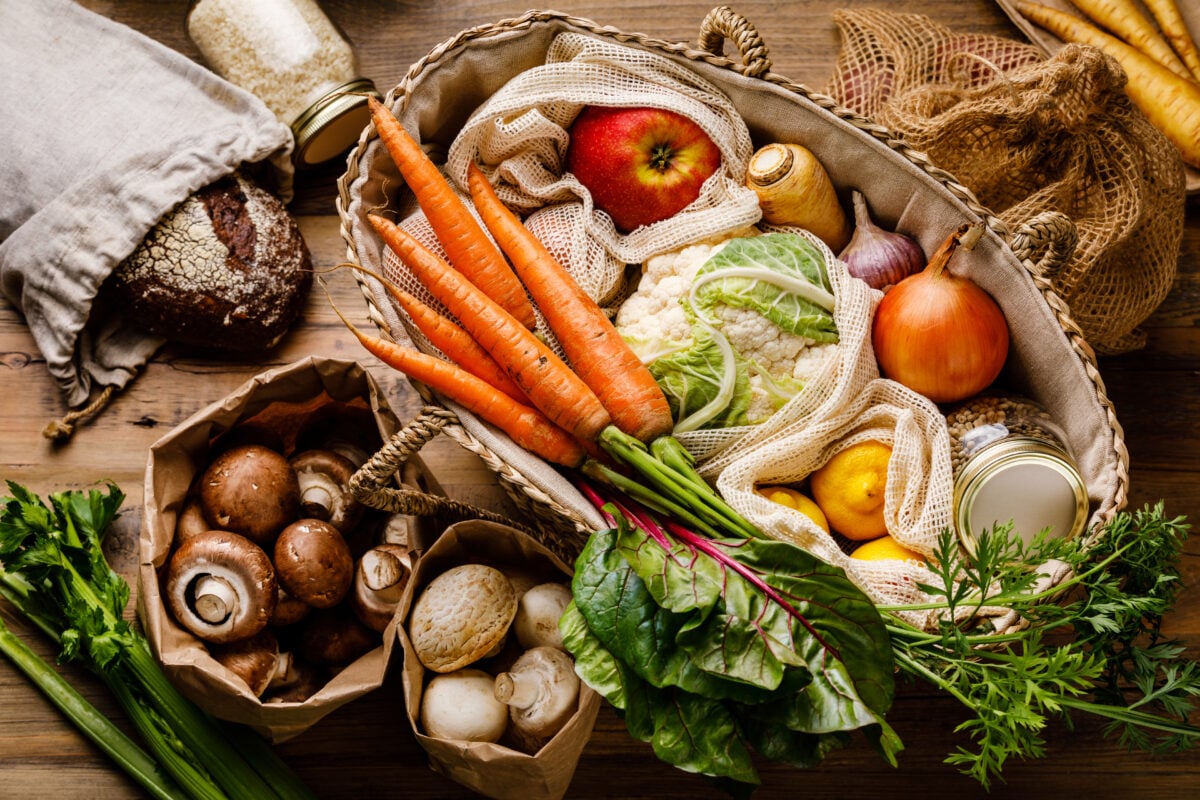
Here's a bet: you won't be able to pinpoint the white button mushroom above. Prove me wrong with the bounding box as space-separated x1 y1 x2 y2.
420 669 509 743
165 530 278 644
512 582 573 650
408 563 518 674
494 646 581 753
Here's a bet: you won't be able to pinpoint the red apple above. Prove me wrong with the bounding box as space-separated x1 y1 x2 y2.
565 105 722 233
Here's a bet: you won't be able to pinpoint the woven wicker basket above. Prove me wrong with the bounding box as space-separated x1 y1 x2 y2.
336 7 1129 563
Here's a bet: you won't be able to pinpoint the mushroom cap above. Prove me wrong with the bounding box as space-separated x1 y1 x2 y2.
408 563 516 676
273 518 354 609
408 564 517 674
210 629 280 697
165 530 277 644
174 495 211 544
289 449 363 533
513 582 573 650
420 669 509 743
299 605 379 668
269 586 313 628
199 444 301 548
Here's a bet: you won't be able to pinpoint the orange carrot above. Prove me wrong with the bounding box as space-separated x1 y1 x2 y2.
466 162 675 443
368 213 613 443
1017 0 1200 167
366 95 538 329
331 301 586 468
336 261 529 403
1067 0 1191 79
1142 0 1200 81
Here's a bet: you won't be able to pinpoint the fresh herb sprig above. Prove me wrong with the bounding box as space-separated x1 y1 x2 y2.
0 481 317 800
883 503 1199 789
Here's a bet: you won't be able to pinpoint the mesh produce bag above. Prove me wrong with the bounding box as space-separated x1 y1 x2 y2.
825 8 1185 354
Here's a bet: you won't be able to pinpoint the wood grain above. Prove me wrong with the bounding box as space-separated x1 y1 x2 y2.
3 2 1198 799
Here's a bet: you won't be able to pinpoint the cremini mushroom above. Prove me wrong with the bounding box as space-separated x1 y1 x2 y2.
420 669 509 743
208 629 292 697
174 494 211 544
512 582 573 650
269 585 312 628
350 544 411 633
263 658 328 704
408 563 517 673
273 518 354 609
165 530 277 644
494 646 580 753
299 606 379 668
199 444 301 548
288 449 363 533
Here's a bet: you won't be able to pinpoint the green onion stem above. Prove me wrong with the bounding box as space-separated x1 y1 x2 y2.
0 616 184 800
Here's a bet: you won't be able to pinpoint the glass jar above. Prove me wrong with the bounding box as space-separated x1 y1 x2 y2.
187 0 378 167
945 394 1089 551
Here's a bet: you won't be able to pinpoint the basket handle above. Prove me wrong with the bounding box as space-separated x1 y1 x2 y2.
1008 210 1078 279
698 6 771 77
349 405 518 529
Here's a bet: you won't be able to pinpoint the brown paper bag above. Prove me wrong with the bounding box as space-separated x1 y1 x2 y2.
396 520 600 800
137 356 416 742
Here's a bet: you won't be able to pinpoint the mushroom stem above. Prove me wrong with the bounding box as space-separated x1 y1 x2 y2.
193 575 238 623
360 547 407 596
494 670 541 709
299 484 336 519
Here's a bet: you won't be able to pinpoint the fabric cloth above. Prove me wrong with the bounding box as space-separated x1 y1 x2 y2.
0 0 293 410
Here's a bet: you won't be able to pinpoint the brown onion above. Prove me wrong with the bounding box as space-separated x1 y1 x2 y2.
839 191 925 290
871 223 1009 404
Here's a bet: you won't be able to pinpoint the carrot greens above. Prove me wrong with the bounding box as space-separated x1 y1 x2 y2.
0 481 317 800
883 504 1200 789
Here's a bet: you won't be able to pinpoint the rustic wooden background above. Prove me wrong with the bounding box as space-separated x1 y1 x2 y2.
1 1 1197 798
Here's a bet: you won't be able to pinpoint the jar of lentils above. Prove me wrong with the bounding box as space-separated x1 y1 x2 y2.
945 394 1088 552
187 0 378 167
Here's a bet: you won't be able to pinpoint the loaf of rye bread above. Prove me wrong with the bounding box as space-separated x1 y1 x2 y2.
107 171 312 354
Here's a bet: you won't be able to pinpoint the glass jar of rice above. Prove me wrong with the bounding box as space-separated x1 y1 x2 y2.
187 0 378 166
944 393 1089 552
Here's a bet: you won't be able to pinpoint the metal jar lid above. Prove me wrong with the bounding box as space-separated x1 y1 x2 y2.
291 78 379 167
952 436 1089 553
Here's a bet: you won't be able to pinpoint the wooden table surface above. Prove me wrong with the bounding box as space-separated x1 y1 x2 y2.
2 1 1198 798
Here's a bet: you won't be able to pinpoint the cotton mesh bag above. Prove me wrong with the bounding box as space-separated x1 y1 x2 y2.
715 377 955 631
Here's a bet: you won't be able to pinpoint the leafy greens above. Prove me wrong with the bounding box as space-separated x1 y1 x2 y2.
564 489 902 790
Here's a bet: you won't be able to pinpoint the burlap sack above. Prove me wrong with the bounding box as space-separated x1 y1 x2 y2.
825 8 1186 354
395 520 601 800
138 357 408 742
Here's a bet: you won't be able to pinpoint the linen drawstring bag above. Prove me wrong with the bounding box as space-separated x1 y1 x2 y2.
0 0 293 437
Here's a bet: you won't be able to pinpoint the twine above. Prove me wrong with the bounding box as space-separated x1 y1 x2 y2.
42 385 117 441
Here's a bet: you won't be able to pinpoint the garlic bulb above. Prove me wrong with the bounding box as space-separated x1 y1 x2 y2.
838 190 925 290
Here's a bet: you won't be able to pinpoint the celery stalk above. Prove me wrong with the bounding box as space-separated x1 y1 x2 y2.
0 615 184 800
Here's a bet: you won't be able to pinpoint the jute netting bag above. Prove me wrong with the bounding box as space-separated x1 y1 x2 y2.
338 9 1129 614
824 8 1186 354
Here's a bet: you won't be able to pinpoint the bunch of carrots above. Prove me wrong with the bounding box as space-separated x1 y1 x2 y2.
339 95 676 476
1014 0 1200 168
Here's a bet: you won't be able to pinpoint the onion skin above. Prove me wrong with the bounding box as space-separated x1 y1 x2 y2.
871 224 1009 404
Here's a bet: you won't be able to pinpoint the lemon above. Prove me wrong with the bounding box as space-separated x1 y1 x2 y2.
808 440 892 541
850 535 925 564
756 486 831 533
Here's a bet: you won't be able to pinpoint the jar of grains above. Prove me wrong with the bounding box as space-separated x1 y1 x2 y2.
187 0 378 167
944 394 1089 552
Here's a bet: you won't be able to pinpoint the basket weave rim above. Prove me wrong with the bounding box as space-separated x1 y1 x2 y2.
334 7 1130 536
